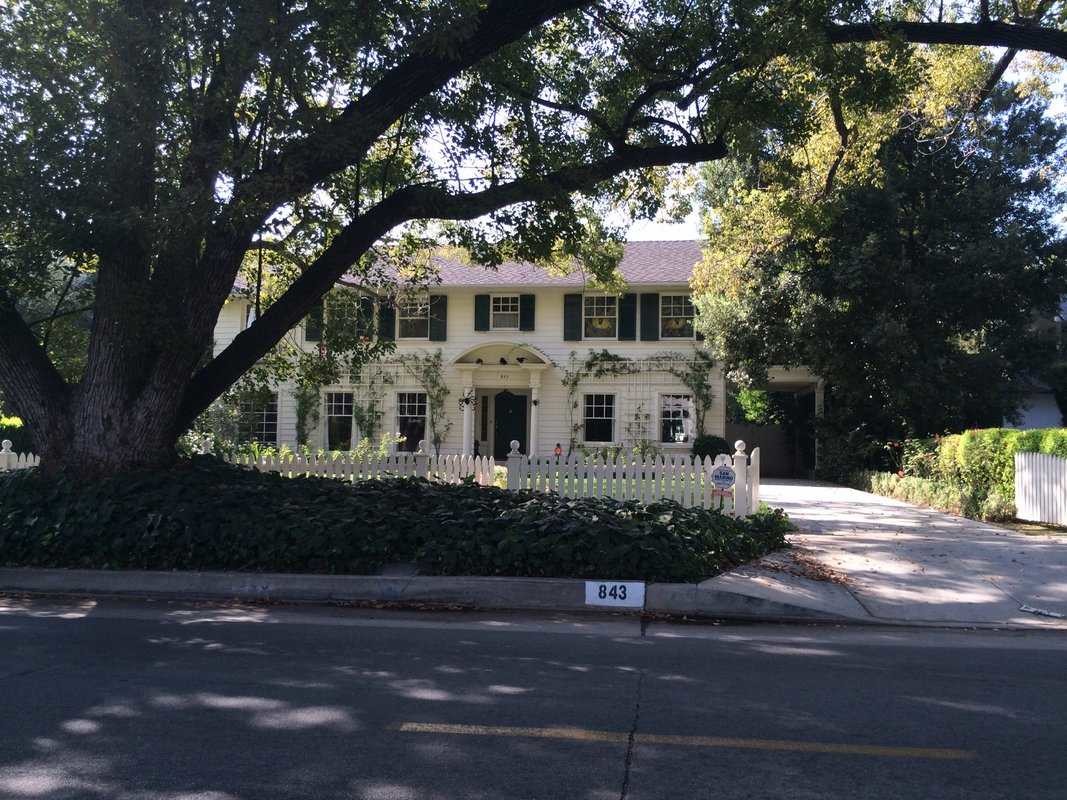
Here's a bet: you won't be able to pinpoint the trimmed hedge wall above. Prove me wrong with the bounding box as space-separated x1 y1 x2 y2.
856 427 1067 521
0 457 791 583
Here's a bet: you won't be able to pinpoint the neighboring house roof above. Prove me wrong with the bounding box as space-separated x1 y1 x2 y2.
231 240 702 295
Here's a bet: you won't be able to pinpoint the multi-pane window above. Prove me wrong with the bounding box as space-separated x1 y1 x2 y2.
491 295 520 330
396 392 428 452
661 394 694 444
325 392 354 451
584 296 618 338
237 393 278 445
660 295 695 338
398 299 429 339
583 394 615 443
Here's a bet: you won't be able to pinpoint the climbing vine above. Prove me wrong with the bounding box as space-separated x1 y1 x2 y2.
398 349 452 454
664 349 717 436
561 348 717 457
350 362 392 443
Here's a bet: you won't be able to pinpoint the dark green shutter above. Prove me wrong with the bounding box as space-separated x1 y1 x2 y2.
378 302 396 341
563 294 583 341
640 293 660 341
356 295 375 338
474 294 490 331
519 294 535 331
305 302 324 342
429 294 448 341
618 293 637 341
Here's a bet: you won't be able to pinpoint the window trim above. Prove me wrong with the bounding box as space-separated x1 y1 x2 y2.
324 391 355 451
659 393 695 446
236 392 279 445
396 391 429 452
397 297 431 340
489 293 521 331
582 392 616 444
583 294 619 340
660 294 696 340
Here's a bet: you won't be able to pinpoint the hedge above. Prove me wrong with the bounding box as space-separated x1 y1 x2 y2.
856 427 1067 521
0 457 791 583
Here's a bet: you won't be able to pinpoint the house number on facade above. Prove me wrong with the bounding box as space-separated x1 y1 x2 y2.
584 580 645 608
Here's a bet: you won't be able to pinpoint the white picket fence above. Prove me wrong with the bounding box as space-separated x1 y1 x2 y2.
228 448 498 486
1015 452 1067 526
0 440 39 472
506 441 761 516
2 436 761 515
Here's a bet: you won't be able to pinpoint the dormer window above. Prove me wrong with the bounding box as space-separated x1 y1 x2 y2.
584 295 617 338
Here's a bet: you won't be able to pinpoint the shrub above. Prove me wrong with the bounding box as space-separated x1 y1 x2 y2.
692 434 731 460
901 437 938 479
861 427 1067 521
0 458 791 583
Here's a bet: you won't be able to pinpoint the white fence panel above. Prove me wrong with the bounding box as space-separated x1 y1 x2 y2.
1015 452 1067 526
5 435 760 514
501 440 760 516
0 440 39 472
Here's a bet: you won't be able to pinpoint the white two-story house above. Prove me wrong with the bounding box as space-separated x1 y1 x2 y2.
213 240 819 461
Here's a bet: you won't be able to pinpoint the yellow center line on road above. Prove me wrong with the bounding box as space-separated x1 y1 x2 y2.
394 722 975 761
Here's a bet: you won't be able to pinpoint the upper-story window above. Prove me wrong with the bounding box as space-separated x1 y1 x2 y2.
491 295 520 330
584 295 617 338
661 294 695 338
398 299 430 339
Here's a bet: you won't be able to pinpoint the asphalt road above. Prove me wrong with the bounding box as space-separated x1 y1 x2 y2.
1 596 1065 800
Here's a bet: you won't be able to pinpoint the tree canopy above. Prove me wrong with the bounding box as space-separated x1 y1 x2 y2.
694 81 1067 443
4 0 1067 474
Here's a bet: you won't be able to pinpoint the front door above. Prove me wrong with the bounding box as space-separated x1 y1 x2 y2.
493 390 527 458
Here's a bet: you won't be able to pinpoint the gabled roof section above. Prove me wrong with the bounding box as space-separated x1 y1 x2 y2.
230 240 703 296
426 240 703 287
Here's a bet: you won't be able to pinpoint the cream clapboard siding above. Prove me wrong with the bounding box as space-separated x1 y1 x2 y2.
213 286 727 454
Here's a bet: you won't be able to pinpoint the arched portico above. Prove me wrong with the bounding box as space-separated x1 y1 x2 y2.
451 343 553 456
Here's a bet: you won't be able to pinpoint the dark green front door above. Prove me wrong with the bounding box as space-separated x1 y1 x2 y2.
493 390 527 458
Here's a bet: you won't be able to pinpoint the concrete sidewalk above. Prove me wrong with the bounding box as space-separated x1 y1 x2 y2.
751 480 1067 629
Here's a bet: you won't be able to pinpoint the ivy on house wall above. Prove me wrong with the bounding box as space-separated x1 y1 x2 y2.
398 349 452 454
561 348 718 457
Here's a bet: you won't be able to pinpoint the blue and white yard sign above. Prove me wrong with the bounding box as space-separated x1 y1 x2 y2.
710 464 736 490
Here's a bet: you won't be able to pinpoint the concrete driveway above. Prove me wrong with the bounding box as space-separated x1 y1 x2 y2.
760 481 1067 629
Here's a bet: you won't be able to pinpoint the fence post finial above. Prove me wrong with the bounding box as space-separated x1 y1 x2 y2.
506 440 523 490
732 440 749 517
414 439 430 479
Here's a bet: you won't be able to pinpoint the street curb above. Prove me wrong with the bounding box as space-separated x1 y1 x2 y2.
644 582 861 622
0 567 862 622
0 568 599 612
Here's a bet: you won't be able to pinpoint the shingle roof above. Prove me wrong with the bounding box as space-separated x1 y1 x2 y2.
232 240 702 295
424 240 703 287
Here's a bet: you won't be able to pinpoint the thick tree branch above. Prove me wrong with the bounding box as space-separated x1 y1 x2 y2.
826 20 1067 60
231 0 592 223
0 291 70 445
179 138 727 425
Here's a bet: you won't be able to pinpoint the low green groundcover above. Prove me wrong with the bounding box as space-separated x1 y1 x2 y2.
0 457 790 583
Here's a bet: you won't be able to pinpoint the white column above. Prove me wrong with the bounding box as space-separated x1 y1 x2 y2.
529 387 539 456
461 385 474 455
